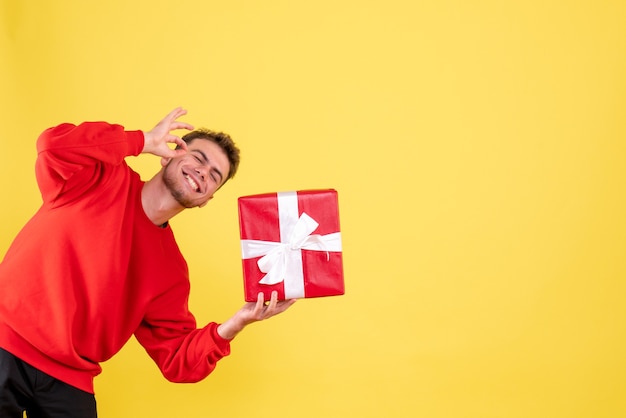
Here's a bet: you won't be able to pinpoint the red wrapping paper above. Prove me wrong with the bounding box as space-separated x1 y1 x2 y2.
238 189 344 301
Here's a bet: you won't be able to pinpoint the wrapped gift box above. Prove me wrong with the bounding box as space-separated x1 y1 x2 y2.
238 189 344 301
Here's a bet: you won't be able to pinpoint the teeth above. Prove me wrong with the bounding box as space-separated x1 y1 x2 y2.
184 174 199 192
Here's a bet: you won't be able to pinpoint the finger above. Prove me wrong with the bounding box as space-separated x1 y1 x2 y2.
261 291 282 318
161 108 182 125
171 122 194 131
261 299 295 320
161 148 182 159
266 291 278 311
168 148 187 159
167 107 187 121
253 292 265 317
167 135 188 150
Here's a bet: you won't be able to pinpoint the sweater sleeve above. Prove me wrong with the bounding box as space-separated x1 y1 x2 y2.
35 122 144 204
134 280 232 383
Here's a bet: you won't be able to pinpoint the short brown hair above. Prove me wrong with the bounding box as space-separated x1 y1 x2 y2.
180 129 240 181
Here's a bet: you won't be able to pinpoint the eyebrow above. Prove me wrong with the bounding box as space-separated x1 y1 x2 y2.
192 149 224 183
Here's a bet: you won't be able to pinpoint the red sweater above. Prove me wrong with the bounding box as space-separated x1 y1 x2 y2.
0 122 231 393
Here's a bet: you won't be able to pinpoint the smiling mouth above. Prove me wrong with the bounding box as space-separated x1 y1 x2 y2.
184 174 200 192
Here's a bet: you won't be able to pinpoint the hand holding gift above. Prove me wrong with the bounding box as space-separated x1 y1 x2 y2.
217 291 297 340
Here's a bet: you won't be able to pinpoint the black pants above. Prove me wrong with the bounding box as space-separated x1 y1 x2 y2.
0 348 97 418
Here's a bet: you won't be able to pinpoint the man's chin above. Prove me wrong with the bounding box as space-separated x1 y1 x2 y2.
168 191 195 209
176 198 196 209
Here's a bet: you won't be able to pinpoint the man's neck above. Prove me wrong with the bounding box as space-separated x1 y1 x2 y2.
141 176 184 226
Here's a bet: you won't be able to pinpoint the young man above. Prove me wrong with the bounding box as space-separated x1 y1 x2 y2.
0 108 295 417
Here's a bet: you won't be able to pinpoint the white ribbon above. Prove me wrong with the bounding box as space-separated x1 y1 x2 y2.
240 191 342 299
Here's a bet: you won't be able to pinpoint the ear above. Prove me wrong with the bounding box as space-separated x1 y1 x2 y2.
160 157 171 167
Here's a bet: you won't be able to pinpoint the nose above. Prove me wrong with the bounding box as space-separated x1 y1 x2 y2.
195 166 206 181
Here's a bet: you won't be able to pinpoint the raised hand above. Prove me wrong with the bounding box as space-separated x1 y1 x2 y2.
142 107 195 158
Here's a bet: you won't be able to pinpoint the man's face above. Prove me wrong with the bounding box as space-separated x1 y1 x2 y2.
162 139 230 208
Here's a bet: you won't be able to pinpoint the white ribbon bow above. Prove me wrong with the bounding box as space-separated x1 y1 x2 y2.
240 191 342 299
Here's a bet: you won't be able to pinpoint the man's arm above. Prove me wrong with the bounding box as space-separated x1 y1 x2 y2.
34 108 192 204
217 291 297 340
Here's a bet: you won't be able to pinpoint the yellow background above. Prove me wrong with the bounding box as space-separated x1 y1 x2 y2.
1 1 625 417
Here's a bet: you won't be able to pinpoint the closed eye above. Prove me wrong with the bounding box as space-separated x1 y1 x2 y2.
191 149 224 184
